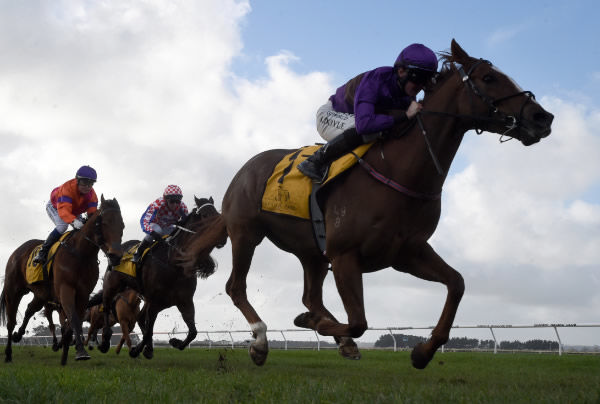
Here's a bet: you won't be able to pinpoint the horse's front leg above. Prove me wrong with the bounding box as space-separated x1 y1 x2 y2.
394 242 465 370
58 287 90 363
313 251 368 339
169 299 197 350
293 256 361 360
130 302 159 360
70 309 90 361
98 291 116 353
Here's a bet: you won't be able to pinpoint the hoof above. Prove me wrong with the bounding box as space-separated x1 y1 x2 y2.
98 341 110 354
249 343 268 366
411 343 433 370
52 343 60 352
12 332 23 343
339 338 362 360
129 347 141 358
76 350 91 361
293 312 318 329
169 338 185 350
142 346 154 360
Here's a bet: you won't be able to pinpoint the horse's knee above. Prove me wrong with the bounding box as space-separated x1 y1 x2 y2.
449 270 465 298
349 322 367 338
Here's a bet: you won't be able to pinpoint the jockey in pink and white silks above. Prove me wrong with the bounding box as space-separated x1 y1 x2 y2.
131 185 189 263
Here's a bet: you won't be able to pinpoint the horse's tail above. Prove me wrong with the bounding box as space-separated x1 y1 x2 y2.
87 290 103 308
177 214 228 277
0 289 7 327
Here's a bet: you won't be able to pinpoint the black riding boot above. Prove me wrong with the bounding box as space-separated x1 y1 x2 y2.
32 229 62 265
297 128 364 182
131 239 153 264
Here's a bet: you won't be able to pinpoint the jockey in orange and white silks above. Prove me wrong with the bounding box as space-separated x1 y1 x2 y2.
132 184 189 263
33 165 98 265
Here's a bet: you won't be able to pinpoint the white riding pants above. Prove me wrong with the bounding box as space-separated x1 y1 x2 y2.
45 200 69 234
316 100 356 141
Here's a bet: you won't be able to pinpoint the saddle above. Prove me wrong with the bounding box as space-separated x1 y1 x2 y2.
112 238 167 277
261 143 374 254
25 232 73 284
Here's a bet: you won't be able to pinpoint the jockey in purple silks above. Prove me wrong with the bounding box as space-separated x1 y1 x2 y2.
131 184 189 263
297 43 438 183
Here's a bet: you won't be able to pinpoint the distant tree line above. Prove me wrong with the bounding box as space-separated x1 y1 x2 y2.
374 333 560 350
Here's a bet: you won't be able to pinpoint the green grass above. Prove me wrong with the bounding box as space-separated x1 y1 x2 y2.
0 346 599 403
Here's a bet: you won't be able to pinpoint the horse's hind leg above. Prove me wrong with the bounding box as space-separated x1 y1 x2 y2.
394 242 464 370
44 305 60 351
13 295 45 343
293 257 361 360
1 286 28 363
169 299 197 350
225 235 268 366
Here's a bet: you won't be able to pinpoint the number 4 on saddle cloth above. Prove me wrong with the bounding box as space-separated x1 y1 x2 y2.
261 142 374 254
25 232 73 284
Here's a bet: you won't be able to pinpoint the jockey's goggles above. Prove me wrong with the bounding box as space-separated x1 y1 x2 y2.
77 178 96 187
165 195 182 203
405 65 434 86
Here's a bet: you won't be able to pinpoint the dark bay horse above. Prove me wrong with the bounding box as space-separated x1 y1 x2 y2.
0 196 124 365
185 39 554 369
94 196 227 359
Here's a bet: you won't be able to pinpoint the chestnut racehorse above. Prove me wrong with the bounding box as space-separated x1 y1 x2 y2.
184 39 554 369
0 196 124 365
84 288 141 354
94 196 227 359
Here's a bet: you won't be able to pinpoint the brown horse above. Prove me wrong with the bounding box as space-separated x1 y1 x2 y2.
94 196 227 359
84 288 141 354
184 39 554 369
0 196 124 365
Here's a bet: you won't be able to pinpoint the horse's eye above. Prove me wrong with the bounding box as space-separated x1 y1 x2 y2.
482 74 495 83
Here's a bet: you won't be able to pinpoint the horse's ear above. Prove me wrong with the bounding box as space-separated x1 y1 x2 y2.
101 194 105 204
451 39 470 65
209 196 214 204
194 195 201 206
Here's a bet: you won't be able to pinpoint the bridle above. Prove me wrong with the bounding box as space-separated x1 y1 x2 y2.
85 206 122 257
417 59 537 175
454 58 536 139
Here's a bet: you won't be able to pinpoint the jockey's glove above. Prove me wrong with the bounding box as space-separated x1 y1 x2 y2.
72 219 84 229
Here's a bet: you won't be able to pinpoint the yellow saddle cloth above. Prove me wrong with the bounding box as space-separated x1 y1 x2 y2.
25 232 72 284
261 143 373 219
112 244 139 277
112 240 161 277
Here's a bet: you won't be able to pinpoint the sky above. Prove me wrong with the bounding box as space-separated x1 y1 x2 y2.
1 0 599 347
